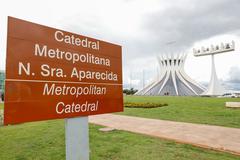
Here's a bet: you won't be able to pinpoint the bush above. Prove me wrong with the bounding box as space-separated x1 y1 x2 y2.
123 88 138 95
124 102 168 109
1 93 4 101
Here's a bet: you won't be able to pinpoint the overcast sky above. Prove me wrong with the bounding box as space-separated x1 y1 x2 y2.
0 0 240 90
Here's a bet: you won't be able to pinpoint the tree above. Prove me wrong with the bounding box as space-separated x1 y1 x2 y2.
1 93 4 101
123 88 138 95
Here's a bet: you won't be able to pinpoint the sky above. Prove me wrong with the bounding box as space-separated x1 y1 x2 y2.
0 0 240 90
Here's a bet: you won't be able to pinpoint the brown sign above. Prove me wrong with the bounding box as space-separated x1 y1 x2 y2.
4 17 123 125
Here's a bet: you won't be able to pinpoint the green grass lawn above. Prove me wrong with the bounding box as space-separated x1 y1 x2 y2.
120 96 240 128
0 120 239 160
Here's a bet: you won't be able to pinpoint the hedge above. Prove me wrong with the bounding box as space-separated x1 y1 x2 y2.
124 102 168 109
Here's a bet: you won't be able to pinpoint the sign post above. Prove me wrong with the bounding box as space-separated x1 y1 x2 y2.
4 17 123 159
65 117 89 160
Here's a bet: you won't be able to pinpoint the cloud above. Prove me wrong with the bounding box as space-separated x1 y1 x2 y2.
62 0 240 76
142 0 240 56
219 66 240 91
227 66 240 83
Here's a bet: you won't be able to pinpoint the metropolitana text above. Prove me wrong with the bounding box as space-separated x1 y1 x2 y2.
35 43 110 66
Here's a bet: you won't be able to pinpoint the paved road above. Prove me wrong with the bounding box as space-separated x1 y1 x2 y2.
89 114 240 155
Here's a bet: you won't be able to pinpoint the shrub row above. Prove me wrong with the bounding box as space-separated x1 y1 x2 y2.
124 102 168 109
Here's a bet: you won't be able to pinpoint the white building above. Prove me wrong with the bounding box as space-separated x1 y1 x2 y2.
135 53 205 96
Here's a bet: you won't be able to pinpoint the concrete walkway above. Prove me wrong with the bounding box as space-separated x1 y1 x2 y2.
89 114 240 156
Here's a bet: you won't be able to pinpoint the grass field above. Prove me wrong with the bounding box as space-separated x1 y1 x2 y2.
1 97 240 159
121 96 240 128
0 119 240 160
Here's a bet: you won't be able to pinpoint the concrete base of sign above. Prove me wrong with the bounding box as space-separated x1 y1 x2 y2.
65 117 89 160
99 127 115 132
225 102 240 108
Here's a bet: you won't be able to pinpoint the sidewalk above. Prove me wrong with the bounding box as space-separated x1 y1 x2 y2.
89 114 240 156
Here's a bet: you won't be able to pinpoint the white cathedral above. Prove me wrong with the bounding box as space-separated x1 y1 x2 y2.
135 53 206 96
